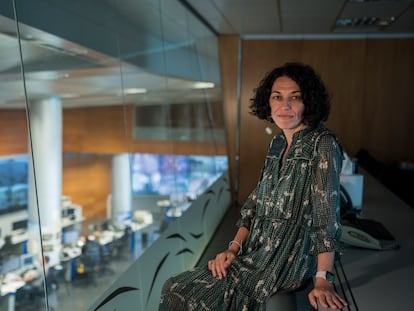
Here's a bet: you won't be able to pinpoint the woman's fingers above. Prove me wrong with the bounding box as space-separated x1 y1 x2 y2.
215 253 227 278
308 289 348 310
208 251 236 279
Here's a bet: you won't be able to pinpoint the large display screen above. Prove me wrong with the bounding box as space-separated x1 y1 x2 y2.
0 156 29 215
131 154 228 197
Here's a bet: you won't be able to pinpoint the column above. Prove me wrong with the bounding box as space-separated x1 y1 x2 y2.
111 153 132 220
27 97 62 265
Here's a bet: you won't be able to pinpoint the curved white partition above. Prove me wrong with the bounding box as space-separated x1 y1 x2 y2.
88 172 231 311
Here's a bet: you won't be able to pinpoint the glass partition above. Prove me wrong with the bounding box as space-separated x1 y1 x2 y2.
0 0 226 310
0 2 43 310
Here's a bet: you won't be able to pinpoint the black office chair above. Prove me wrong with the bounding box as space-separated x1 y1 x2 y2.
80 240 101 286
99 243 115 276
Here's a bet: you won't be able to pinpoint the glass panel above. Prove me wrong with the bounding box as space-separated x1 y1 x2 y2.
0 0 226 310
0 1 45 311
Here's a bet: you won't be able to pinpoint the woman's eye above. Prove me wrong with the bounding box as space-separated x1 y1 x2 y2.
290 95 302 101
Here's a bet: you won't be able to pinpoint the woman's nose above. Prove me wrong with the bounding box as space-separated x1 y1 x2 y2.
282 99 291 108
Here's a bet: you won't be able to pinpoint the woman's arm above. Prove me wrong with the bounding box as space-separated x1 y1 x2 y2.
308 134 347 309
227 226 250 255
308 251 347 309
208 226 249 279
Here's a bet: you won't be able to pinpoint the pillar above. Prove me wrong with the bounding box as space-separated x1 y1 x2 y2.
28 97 62 265
111 153 132 221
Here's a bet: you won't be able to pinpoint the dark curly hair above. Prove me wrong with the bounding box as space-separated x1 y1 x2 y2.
249 62 331 128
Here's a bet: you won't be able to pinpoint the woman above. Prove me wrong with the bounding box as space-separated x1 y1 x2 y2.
159 62 348 310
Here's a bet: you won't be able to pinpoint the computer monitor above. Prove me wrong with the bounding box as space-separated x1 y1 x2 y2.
20 253 35 269
1 256 21 275
116 211 131 223
12 219 28 231
67 208 75 216
62 229 79 245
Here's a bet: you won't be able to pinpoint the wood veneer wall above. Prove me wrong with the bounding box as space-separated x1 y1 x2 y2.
0 109 28 155
0 104 226 218
219 37 414 203
63 104 226 217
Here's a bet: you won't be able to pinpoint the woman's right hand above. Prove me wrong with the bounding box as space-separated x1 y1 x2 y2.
208 250 237 280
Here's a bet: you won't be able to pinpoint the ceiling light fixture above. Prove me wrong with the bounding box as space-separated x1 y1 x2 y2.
121 88 147 95
192 82 215 89
336 16 396 28
60 93 80 99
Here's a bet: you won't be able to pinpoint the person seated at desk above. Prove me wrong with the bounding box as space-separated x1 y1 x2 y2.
20 255 50 299
79 234 101 285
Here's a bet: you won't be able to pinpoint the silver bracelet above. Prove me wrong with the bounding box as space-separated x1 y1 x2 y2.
228 240 242 255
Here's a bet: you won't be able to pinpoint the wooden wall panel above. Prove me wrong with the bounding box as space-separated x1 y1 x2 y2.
230 38 414 202
63 105 134 154
218 35 240 204
0 109 28 155
363 39 414 161
62 155 112 219
0 104 225 218
63 104 226 156
62 104 227 217
301 39 367 156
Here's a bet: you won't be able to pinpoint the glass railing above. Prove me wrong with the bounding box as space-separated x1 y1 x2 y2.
0 0 227 310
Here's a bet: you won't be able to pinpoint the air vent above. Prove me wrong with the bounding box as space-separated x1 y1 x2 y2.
336 16 396 27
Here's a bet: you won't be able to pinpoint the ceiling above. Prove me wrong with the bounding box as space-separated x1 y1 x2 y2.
0 0 413 110
185 0 414 36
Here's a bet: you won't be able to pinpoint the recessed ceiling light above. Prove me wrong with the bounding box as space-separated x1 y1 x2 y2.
192 82 215 89
60 93 80 99
121 88 147 95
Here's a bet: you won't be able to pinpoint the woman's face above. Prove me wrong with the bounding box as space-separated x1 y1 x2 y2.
269 76 307 136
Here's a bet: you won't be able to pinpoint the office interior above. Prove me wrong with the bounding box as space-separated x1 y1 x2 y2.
0 0 413 310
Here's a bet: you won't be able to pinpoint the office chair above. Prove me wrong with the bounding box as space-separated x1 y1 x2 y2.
80 240 101 286
18 266 60 311
99 243 115 276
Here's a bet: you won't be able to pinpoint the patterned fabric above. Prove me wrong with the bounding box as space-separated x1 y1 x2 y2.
159 125 343 311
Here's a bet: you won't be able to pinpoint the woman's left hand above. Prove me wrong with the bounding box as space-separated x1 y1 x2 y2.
207 250 236 280
308 278 348 309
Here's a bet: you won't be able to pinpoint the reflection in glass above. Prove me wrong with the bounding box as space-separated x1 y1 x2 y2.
1 0 225 310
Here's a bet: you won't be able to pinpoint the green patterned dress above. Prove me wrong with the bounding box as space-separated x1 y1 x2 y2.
159 125 343 311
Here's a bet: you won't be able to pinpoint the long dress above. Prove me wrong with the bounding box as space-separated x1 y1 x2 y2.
159 125 343 311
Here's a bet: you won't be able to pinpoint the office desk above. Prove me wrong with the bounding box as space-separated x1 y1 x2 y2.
1 278 25 311
126 220 152 257
61 246 82 282
98 230 122 246
339 168 414 310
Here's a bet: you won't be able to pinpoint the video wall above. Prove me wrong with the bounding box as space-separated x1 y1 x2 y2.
131 154 228 198
0 156 29 215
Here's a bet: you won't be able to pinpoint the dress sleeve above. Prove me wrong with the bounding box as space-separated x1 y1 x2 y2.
236 184 258 229
236 135 279 230
309 134 343 256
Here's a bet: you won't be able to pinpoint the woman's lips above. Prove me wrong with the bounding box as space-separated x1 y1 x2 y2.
277 114 292 119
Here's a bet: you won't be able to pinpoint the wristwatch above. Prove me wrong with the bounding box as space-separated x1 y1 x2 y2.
315 271 335 283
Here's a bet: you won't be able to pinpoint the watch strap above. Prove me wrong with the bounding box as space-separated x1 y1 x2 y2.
315 271 335 283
